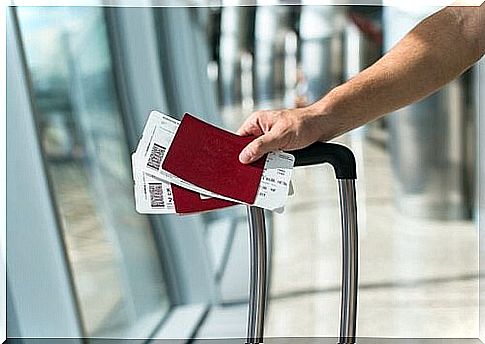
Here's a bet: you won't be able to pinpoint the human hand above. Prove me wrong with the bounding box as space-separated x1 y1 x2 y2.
237 107 325 164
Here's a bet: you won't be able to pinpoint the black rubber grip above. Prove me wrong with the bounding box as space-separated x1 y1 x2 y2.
289 142 357 180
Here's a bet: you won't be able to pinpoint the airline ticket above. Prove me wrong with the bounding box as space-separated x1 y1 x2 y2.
131 153 176 214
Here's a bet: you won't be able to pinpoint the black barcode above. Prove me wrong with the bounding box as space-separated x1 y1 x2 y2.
149 183 165 208
147 143 166 170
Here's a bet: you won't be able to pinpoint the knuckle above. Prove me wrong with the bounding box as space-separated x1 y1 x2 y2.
253 138 265 149
247 146 259 158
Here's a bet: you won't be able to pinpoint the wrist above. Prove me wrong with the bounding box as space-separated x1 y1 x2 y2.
304 88 343 141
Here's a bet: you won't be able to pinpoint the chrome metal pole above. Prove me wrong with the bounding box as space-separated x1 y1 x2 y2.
337 179 359 344
246 206 267 344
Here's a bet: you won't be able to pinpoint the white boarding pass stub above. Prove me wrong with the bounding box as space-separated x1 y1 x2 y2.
253 151 294 211
132 154 176 214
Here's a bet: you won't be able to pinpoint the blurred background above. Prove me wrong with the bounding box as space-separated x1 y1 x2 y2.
6 2 481 342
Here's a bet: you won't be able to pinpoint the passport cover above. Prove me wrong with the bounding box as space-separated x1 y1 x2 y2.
162 113 266 204
172 185 236 214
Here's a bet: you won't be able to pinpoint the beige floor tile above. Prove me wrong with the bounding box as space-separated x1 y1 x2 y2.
267 137 478 338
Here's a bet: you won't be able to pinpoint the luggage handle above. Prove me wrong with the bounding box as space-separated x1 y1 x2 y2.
246 142 358 344
292 142 357 179
292 142 359 343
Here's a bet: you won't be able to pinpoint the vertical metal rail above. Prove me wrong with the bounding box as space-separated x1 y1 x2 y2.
246 143 358 344
246 206 267 344
338 179 359 344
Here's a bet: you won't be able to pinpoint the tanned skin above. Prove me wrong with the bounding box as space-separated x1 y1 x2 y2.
238 2 485 164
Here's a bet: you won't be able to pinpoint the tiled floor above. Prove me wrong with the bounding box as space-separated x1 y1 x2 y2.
265 135 478 339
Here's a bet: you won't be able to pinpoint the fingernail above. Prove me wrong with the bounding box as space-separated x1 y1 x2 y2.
239 150 251 164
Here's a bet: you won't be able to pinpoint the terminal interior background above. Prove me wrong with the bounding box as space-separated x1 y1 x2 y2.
6 3 485 342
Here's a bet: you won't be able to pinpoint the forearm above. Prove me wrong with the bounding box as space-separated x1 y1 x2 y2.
309 4 484 140
237 3 484 163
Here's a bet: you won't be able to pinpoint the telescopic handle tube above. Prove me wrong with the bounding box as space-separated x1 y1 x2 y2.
291 142 358 344
246 206 267 344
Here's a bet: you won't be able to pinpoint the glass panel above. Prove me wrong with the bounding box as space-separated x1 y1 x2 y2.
16 7 169 338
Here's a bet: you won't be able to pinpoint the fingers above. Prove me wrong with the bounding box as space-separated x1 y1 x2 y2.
239 132 281 164
236 111 266 137
236 122 263 137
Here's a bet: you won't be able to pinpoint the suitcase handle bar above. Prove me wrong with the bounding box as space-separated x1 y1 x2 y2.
246 142 359 344
292 142 358 344
291 142 357 180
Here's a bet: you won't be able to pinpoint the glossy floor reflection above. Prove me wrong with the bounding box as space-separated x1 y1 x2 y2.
266 135 478 338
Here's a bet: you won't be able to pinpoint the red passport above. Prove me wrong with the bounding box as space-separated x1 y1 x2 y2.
172 185 236 214
162 113 266 204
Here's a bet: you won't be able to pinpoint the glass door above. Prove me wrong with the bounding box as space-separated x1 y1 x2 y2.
15 7 170 338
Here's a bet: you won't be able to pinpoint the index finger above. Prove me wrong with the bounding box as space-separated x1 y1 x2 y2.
236 117 264 137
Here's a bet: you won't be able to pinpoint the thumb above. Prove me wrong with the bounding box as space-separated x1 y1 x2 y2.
239 133 280 164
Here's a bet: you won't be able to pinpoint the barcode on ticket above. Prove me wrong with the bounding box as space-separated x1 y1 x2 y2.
148 183 165 207
147 143 166 170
